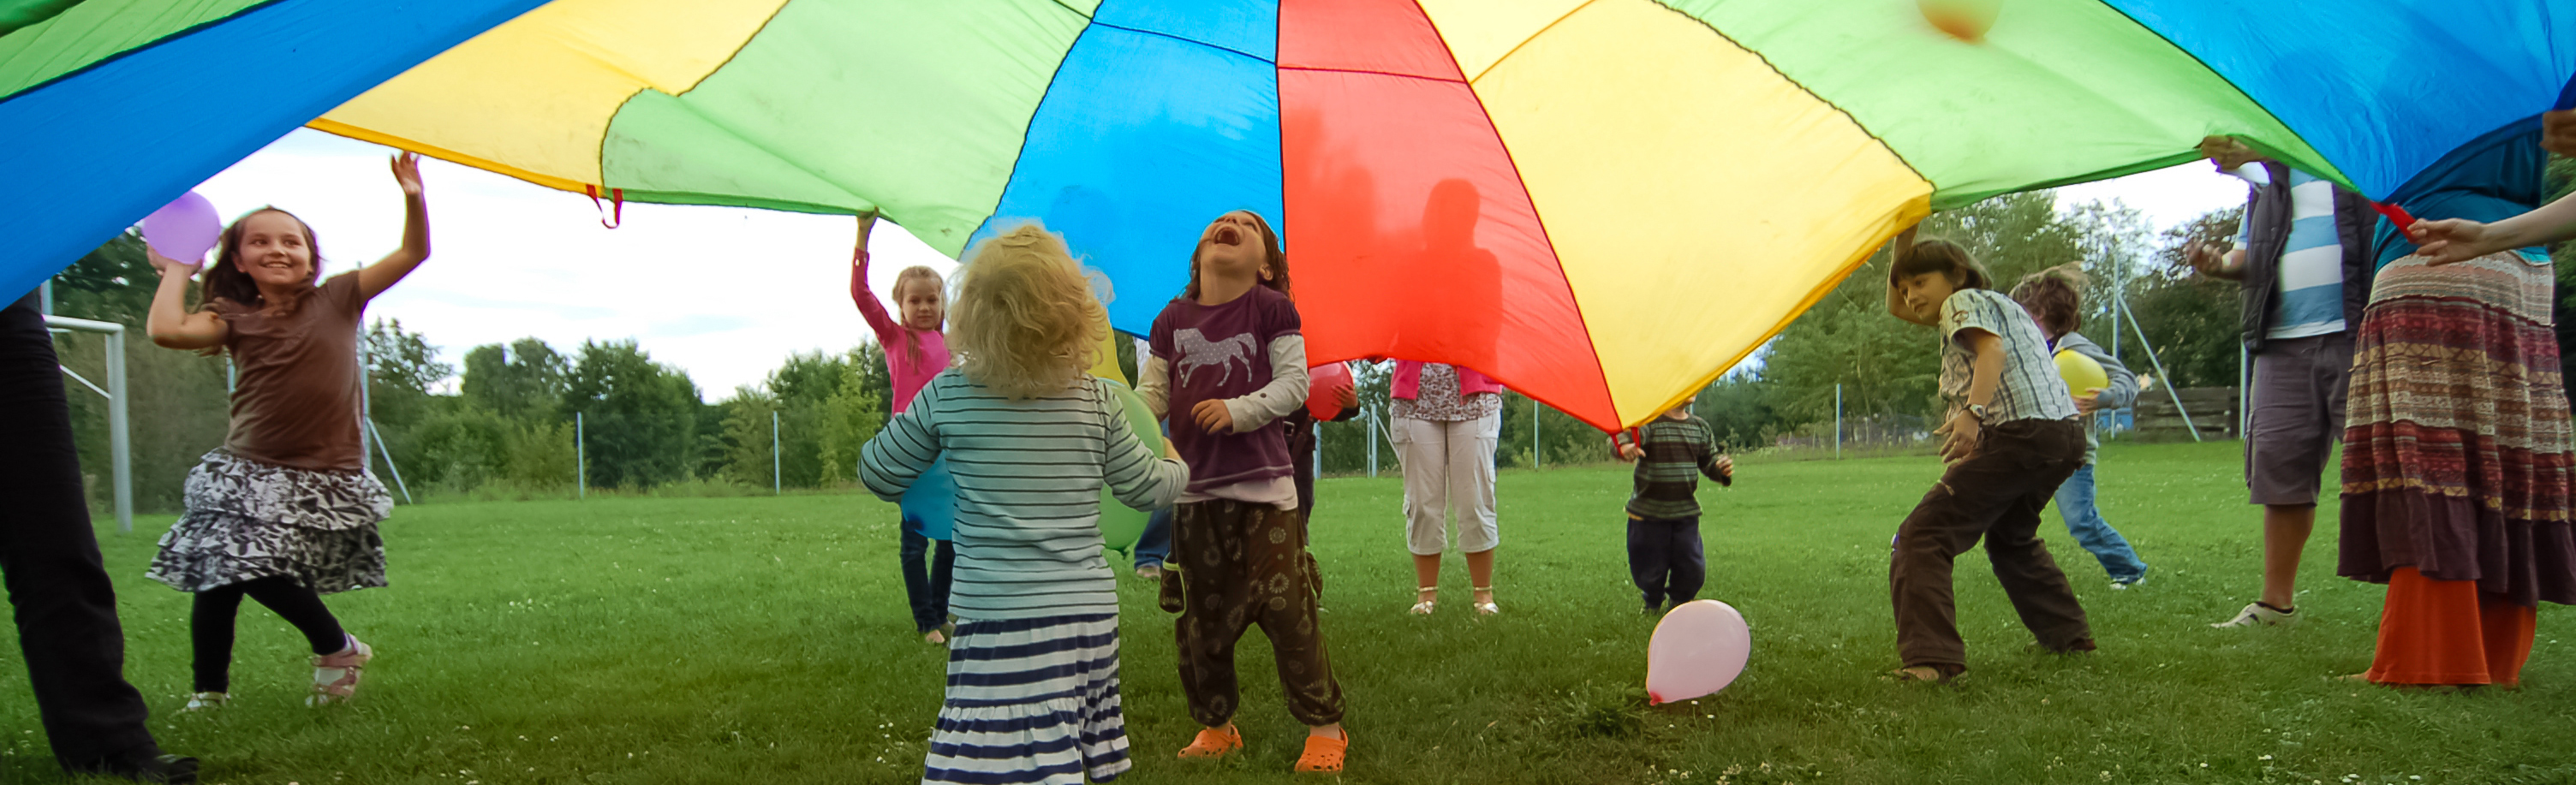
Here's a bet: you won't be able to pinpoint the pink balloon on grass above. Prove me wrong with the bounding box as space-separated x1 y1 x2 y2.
143 191 222 263
1646 599 1751 705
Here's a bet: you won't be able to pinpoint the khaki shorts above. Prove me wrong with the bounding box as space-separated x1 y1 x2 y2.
2244 332 2352 506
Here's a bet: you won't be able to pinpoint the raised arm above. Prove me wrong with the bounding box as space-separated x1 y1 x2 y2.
849 214 904 343
357 153 431 301
143 250 225 349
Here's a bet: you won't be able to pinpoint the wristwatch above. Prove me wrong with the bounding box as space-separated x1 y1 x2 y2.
1965 403 1992 422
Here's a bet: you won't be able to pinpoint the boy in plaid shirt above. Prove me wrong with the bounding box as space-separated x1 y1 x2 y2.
1614 398 1734 613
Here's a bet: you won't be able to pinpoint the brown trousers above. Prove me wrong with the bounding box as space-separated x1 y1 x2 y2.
1170 500 1345 727
1891 419 2092 671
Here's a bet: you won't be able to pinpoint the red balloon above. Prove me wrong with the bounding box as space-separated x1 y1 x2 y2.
1308 361 1355 421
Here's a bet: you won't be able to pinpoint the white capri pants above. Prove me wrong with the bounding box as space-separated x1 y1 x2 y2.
1392 410 1500 556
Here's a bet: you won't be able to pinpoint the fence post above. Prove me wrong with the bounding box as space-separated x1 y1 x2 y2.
575 411 586 499
772 409 782 495
1532 397 1541 470
1367 407 1379 478
105 327 131 533
1834 383 1843 460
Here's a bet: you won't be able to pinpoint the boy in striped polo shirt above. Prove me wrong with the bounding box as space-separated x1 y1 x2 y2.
1614 398 1734 614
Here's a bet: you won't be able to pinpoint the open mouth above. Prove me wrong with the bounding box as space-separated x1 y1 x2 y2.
1213 225 1242 246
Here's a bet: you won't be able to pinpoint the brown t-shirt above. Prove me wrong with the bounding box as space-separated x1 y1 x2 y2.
217 272 366 471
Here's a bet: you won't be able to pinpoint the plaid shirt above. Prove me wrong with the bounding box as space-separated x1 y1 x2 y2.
1937 288 2077 424
1620 414 1732 520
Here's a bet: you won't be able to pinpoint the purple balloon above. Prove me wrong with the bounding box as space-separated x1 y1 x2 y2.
143 192 221 263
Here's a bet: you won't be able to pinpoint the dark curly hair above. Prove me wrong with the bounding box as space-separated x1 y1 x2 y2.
2010 263 2090 337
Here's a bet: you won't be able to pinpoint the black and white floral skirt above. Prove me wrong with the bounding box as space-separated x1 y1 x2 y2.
146 449 391 594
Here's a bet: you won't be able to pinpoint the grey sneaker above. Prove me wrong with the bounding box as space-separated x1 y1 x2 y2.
2210 602 2295 628
2110 571 2147 590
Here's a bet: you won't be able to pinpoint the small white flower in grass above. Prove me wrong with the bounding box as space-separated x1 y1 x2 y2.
2261 756 2274 761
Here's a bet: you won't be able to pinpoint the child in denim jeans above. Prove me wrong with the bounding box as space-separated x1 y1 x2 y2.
2012 265 2150 589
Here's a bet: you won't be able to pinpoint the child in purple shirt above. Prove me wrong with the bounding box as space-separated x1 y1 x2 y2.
1136 210 1348 773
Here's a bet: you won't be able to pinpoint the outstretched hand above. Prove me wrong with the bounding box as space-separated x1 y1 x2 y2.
2410 218 2496 266
390 152 424 198
855 212 878 267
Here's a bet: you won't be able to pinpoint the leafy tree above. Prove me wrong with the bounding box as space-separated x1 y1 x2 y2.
462 337 569 421
563 339 703 489
816 384 886 486
718 386 782 489
364 318 450 430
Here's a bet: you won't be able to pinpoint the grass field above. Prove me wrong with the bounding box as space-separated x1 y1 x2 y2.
4 441 2573 785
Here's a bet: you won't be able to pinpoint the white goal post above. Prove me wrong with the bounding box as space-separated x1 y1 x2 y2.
46 314 133 533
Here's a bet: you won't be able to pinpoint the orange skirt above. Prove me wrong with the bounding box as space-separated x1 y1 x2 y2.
2366 567 2537 687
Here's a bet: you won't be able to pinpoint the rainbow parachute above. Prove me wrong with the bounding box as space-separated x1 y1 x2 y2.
4 0 2569 429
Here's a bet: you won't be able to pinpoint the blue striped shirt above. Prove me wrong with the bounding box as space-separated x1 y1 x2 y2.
861 371 1187 621
2236 169 2346 339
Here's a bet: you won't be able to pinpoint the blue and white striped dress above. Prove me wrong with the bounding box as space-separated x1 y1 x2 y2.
862 371 1187 785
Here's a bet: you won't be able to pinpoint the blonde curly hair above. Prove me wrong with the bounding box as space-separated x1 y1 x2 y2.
950 223 1106 400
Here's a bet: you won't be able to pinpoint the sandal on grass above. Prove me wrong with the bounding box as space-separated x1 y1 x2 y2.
1472 586 1498 616
307 635 373 706
1891 663 1962 683
1177 725 1243 759
1409 587 1437 616
1295 731 1349 773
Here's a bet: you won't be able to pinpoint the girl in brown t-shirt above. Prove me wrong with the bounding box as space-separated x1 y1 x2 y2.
140 153 432 710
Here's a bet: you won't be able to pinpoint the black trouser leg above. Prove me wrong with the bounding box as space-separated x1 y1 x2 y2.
900 528 937 633
1667 517 1707 604
190 585 247 693
0 292 160 766
241 575 346 654
1626 517 1670 608
928 538 956 624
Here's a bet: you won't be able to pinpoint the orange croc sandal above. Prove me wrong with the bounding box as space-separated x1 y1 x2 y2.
1295 732 1348 773
1177 725 1243 759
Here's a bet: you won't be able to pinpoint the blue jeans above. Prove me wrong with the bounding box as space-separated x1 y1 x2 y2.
2051 464 2147 581
1132 507 1173 569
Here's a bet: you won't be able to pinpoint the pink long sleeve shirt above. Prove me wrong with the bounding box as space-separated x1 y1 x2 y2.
853 259 950 413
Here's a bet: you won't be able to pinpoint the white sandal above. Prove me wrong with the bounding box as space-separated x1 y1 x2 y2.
1409 587 1437 616
307 635 373 706
1472 586 1499 616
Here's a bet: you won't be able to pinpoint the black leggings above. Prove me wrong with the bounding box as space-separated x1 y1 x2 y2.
191 576 345 693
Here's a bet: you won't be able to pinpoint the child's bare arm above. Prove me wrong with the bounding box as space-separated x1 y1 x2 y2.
144 250 225 349
358 153 431 301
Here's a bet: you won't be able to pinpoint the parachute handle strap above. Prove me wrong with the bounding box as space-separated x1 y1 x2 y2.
585 185 624 229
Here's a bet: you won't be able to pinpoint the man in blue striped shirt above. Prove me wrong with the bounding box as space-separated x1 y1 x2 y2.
2187 136 2379 630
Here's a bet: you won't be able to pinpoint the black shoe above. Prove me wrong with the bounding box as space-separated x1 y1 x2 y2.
67 748 200 784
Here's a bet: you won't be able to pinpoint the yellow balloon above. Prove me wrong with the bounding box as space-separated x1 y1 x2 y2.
2054 348 2108 401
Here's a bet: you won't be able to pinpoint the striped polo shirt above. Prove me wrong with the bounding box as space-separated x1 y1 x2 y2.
2235 169 2347 339
1625 413 1732 520
861 370 1188 621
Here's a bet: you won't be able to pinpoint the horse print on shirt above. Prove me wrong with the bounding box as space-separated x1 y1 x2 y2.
1174 328 1259 388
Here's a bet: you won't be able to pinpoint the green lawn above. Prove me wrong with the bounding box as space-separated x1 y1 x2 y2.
5 442 2572 784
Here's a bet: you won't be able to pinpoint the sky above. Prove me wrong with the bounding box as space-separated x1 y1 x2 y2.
176 128 2252 401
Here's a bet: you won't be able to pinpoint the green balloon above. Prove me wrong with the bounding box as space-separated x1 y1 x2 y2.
1096 378 1165 555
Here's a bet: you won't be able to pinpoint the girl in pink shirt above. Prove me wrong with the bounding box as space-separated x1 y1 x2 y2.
850 216 958 645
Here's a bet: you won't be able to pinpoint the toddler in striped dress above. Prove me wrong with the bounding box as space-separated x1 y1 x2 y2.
862 223 1187 785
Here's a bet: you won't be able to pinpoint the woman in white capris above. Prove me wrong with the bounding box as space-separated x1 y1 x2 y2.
1391 360 1503 616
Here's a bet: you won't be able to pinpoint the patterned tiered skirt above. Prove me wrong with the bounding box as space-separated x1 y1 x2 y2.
922 612 1130 785
2340 249 2576 584
146 449 391 594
